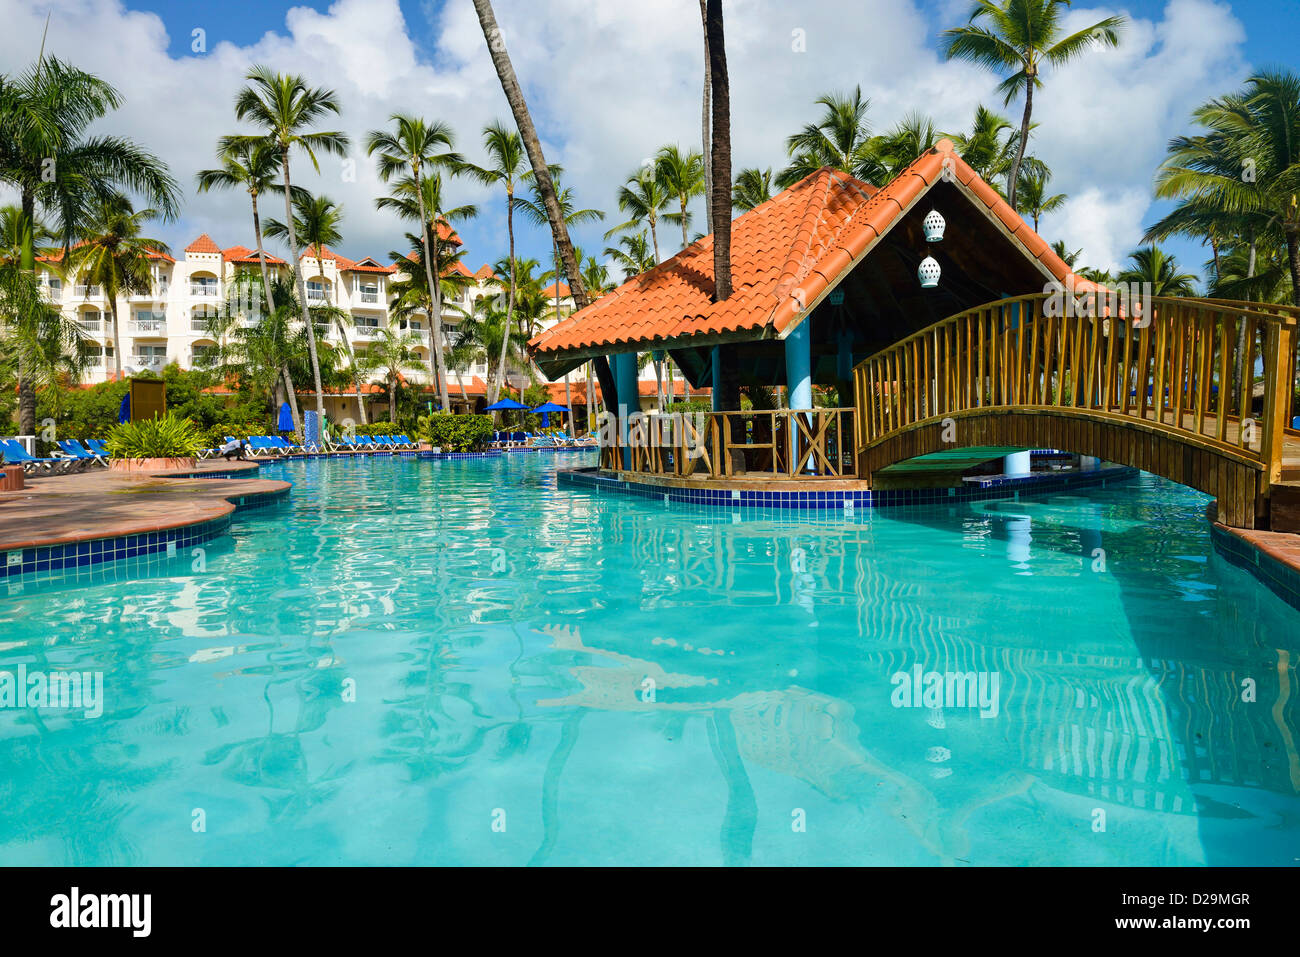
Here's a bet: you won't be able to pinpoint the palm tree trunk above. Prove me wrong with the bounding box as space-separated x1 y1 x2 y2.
109 293 123 378
1007 74 1033 213
705 0 732 301
389 375 397 421
1286 227 1300 309
413 171 450 411
491 191 516 405
649 216 660 264
700 0 713 237
250 189 301 433
280 147 326 421
15 197 38 436
654 359 664 411
680 196 690 249
471 0 589 310
564 373 573 435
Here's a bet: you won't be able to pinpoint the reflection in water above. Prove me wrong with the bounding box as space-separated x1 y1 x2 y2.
0 455 1296 865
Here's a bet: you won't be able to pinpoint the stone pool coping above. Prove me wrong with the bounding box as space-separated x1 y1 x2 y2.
558 463 1139 509
1210 513 1300 612
0 459 289 578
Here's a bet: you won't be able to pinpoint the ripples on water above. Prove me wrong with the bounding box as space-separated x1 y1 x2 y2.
0 453 1297 865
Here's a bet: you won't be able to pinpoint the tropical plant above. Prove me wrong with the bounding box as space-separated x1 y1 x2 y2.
1118 245 1197 297
778 86 884 188
705 0 732 303
655 144 706 250
941 0 1124 209
604 231 656 279
195 137 302 430
68 194 169 378
946 104 1020 183
732 167 773 212
876 112 939 179
104 411 204 459
417 411 494 452
1015 157 1067 231
0 55 179 434
367 113 465 410
607 165 672 264
228 66 350 420
370 327 422 421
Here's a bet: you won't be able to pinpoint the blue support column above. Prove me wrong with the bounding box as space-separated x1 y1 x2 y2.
614 352 639 469
786 320 812 473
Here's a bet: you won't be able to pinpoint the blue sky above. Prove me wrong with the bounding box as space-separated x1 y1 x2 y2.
7 0 1295 284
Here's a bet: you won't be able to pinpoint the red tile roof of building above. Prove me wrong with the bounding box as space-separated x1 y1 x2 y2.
222 245 286 266
185 234 222 255
541 282 571 300
530 139 1092 360
474 264 498 282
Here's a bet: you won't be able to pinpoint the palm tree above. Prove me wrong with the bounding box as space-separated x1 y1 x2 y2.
941 0 1124 209
371 327 422 421
655 145 706 250
1015 157 1067 231
376 173 477 404
876 112 939 178
946 104 1020 183
470 0 590 309
603 231 656 279
459 121 529 405
0 55 179 433
1118 245 1197 297
705 0 732 302
608 166 672 264
206 273 309 415
1051 240 1081 268
732 168 773 212
778 86 884 188
196 137 303 430
68 195 169 378
366 114 464 410
229 66 350 422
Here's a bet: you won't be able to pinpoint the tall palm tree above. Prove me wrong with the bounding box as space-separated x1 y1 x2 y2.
206 273 309 415
266 193 355 421
778 86 884 188
366 114 464 410
1015 157 1067 231
876 112 939 178
459 121 528 404
1118 245 1197 297
470 0 590 310
196 137 303 430
371 326 421 421
0 55 179 433
603 231 656 279
68 194 169 378
655 145 706 250
1050 239 1081 268
608 166 672 264
945 104 1020 183
732 167 773 212
941 0 1124 209
705 0 732 301
376 173 477 403
229 66 350 421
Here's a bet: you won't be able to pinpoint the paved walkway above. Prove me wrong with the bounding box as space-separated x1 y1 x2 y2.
0 460 289 551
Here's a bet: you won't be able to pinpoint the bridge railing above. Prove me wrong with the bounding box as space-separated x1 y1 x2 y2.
852 294 1297 486
598 408 857 479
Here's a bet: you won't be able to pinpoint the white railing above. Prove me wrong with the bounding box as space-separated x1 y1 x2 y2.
190 283 219 297
74 284 103 298
353 325 379 339
131 355 166 371
190 319 214 333
133 320 166 335
359 291 380 303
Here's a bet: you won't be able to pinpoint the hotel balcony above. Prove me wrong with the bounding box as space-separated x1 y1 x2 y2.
190 283 220 298
74 284 104 299
130 355 167 373
132 319 167 336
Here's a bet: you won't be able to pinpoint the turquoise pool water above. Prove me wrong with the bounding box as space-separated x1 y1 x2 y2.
1 454 1297 866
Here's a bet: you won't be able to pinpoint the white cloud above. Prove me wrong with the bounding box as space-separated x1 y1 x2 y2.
0 0 1250 281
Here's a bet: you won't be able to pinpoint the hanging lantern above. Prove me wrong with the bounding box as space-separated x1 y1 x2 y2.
829 289 845 306
922 209 946 242
918 255 941 289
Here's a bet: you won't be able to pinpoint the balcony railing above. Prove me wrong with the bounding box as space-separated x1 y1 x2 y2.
191 319 215 333
74 284 103 299
359 291 380 303
131 355 166 371
597 408 857 480
190 283 219 297
133 319 166 335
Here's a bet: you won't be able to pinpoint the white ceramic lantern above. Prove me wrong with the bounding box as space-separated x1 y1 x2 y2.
918 255 941 289
922 208 946 242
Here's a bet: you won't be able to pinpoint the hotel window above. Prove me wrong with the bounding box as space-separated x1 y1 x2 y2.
192 345 216 365
307 280 328 301
357 280 380 303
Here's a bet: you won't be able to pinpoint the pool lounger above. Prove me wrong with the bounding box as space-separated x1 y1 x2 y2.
59 439 108 466
0 438 86 475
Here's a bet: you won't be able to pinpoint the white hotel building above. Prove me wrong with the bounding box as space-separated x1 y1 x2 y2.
39 230 509 408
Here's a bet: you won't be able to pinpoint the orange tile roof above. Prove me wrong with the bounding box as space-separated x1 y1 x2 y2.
541 282 571 300
185 234 221 255
530 139 1086 360
474 264 498 282
36 241 174 264
222 245 286 266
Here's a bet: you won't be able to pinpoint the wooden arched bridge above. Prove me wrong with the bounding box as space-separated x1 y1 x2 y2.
852 294 1299 529
593 294 1297 530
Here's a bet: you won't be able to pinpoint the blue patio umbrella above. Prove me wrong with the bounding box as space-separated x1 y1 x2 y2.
531 401 568 427
118 392 131 424
276 401 293 432
483 398 529 411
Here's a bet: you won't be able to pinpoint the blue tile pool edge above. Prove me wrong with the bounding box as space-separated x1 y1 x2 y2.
0 484 290 583
557 464 1140 511
1209 518 1300 613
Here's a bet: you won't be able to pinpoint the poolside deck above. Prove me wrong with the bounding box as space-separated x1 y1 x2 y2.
0 460 289 551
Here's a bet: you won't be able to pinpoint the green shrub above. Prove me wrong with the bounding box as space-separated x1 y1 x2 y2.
104 413 204 460
417 412 494 452
352 422 404 437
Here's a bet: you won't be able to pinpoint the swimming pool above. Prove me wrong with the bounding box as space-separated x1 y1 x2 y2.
1 453 1297 866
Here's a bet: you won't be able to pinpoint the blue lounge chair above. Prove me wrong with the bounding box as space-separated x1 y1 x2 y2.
395 434 418 450
57 439 106 466
86 438 110 457
270 435 305 455
1 438 81 475
246 436 284 458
